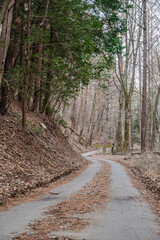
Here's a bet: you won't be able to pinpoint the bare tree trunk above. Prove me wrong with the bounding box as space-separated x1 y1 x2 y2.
75 88 84 129
34 42 43 115
116 91 123 152
0 0 15 114
141 0 147 152
86 84 98 146
0 0 11 25
151 85 160 150
139 47 142 145
0 4 8 83
103 96 109 153
96 103 104 134
146 15 151 150
43 70 51 115
130 109 134 151
79 85 88 143
22 0 31 131
123 96 130 152
70 98 77 130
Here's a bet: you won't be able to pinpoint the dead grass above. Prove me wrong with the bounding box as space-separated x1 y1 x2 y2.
123 153 160 198
127 153 160 180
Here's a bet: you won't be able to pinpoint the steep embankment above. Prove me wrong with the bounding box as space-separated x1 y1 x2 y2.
0 104 88 205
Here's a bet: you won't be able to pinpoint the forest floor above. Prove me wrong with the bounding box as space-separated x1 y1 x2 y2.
0 102 89 210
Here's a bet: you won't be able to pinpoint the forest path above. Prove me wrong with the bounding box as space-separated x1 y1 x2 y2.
53 156 160 240
0 158 101 240
0 153 159 240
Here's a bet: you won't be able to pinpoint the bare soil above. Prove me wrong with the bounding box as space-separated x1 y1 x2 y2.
13 162 111 240
0 103 88 208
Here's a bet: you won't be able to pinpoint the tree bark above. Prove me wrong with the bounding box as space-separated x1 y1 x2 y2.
86 84 98 147
139 47 142 144
116 93 123 152
70 97 78 130
79 85 88 143
0 0 15 115
34 42 43 115
103 95 109 153
123 96 130 152
22 0 31 132
141 0 147 152
0 0 11 25
151 85 160 150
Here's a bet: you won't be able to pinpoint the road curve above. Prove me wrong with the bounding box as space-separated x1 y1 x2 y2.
0 154 159 240
52 156 160 240
0 159 101 240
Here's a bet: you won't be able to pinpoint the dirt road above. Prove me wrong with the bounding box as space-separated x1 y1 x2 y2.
0 153 159 240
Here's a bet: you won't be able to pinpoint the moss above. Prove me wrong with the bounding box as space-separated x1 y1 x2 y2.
93 143 112 149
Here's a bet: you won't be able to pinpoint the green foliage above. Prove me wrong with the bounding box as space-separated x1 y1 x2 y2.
55 115 68 128
15 111 21 119
108 135 113 139
30 127 45 135
2 0 129 115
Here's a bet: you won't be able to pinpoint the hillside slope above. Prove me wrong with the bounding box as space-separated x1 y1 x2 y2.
0 103 88 205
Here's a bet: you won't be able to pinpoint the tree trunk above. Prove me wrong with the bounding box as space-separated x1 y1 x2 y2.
141 0 147 152
151 85 160 150
0 0 15 114
22 0 31 131
139 47 142 145
86 84 98 147
116 92 123 152
43 71 51 115
103 98 109 154
79 85 88 143
75 88 83 130
146 15 151 150
0 0 11 25
129 104 134 151
34 42 43 115
70 94 78 130
123 96 130 153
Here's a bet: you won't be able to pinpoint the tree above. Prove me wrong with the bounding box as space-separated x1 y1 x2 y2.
114 0 142 152
141 0 147 152
0 0 11 25
0 0 15 114
0 0 130 136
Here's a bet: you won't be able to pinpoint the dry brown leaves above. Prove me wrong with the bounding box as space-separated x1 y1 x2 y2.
13 162 111 240
97 154 160 217
0 104 88 207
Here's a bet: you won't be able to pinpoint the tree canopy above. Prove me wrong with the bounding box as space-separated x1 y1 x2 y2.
0 0 129 129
